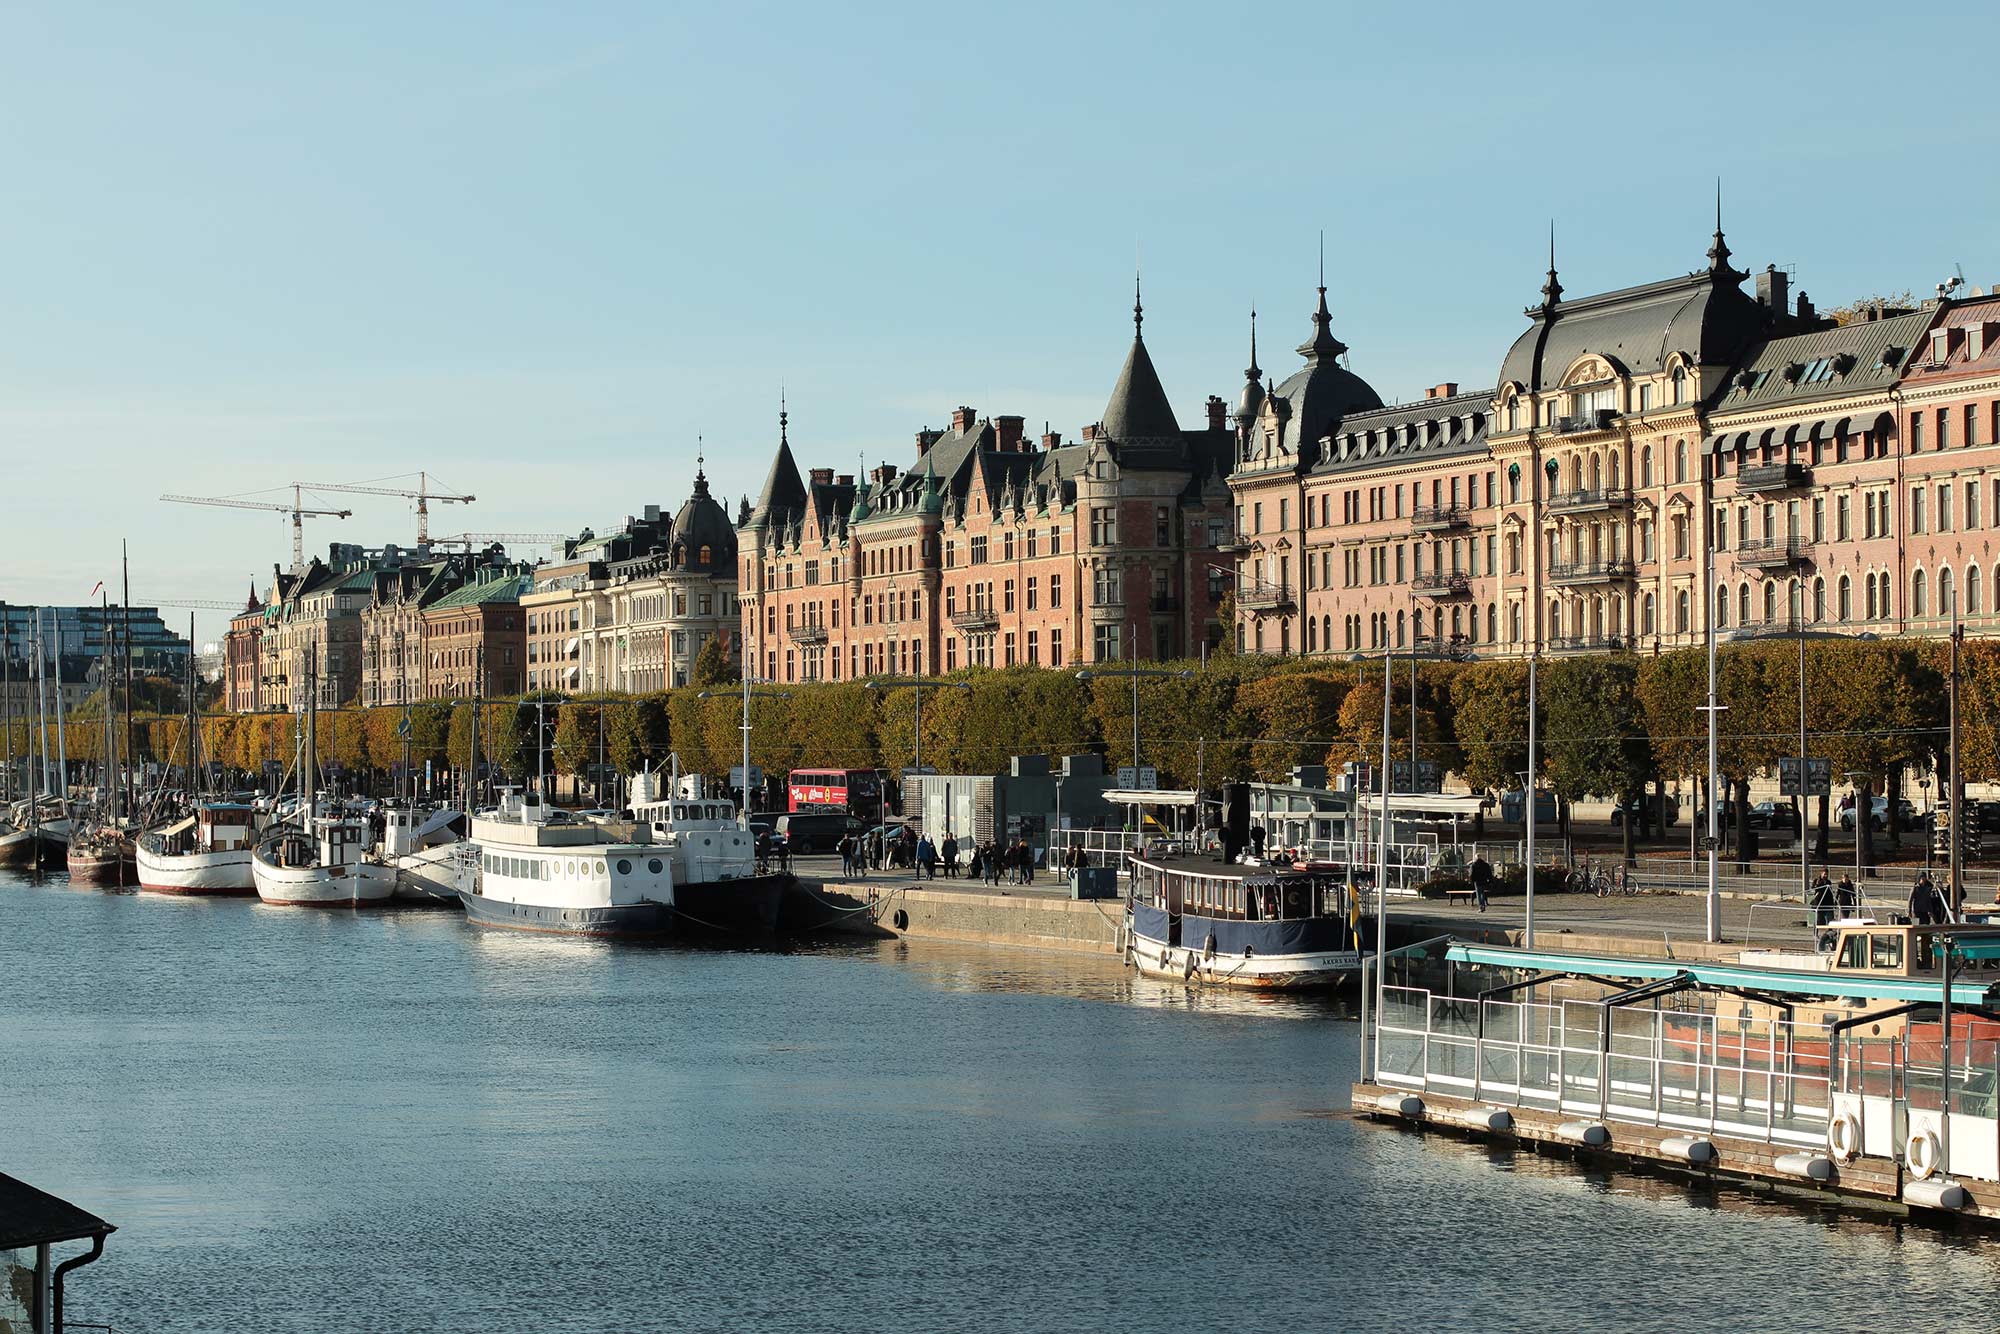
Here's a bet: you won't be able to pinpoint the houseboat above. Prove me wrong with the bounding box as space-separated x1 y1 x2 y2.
1126 853 1363 989
251 812 396 907
135 803 260 895
459 792 673 936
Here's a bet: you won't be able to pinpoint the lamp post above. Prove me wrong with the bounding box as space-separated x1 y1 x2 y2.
862 677 971 782
699 674 788 828
1074 662 1194 833
1844 770 1869 897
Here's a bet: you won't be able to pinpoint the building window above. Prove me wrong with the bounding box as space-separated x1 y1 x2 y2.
1838 575 1852 622
1913 569 1928 619
1050 575 1062 608
1093 507 1119 545
1093 623 1121 663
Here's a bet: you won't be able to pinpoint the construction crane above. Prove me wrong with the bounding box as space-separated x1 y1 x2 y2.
160 486 352 571
296 472 475 543
433 532 569 552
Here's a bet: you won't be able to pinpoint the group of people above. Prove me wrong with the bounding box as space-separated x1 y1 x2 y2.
836 828 1044 885
1807 867 1957 927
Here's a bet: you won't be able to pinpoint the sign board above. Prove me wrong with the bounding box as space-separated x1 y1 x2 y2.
1117 766 1137 789
729 765 763 791
1699 834 1723 851
1778 756 1831 797
1138 765 1158 789
396 715 413 740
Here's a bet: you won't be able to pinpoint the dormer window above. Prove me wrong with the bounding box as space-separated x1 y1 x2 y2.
1931 329 1953 365
1671 365 1688 404
1967 325 1988 361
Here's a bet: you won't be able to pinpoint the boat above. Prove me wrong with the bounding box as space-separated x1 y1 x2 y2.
252 811 397 907
379 804 476 903
0 799 70 868
64 822 132 886
1126 853 1365 989
135 804 260 895
629 789 788 935
459 791 673 936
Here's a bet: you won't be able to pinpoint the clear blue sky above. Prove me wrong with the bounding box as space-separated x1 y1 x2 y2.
3 1 1995 647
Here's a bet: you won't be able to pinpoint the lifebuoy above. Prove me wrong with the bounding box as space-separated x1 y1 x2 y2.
1908 1128 1943 1180
1827 1112 1861 1163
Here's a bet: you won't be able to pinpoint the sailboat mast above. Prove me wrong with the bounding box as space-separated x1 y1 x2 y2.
303 644 317 818
2 619 13 806
102 592 117 823
52 612 69 811
122 541 135 819
187 613 201 800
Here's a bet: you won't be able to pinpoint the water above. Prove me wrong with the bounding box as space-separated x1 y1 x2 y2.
5 870 2000 1334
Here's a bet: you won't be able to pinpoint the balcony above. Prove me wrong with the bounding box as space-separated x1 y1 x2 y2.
1549 634 1628 655
1726 614 1807 641
1738 462 1812 494
1411 571 1471 598
1149 593 1181 613
1237 583 1296 613
1547 487 1633 515
792 622 829 645
1553 408 1620 436
1735 537 1815 570
1547 558 1638 586
950 606 1000 633
1411 504 1469 533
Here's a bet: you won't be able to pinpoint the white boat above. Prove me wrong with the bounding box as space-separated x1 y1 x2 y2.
135 804 259 895
251 814 396 907
378 805 477 902
630 791 787 934
1126 854 1363 990
459 792 673 936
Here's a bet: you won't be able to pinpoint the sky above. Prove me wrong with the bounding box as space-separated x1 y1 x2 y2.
3 0 1996 648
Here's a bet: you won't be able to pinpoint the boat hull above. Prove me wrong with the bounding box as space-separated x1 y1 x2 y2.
674 874 790 937
1129 931 1361 990
135 844 256 896
1127 899 1361 990
252 857 395 907
390 843 476 904
65 850 131 886
0 828 68 868
458 889 671 937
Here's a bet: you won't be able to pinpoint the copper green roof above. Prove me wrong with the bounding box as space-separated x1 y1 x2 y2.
427 574 531 610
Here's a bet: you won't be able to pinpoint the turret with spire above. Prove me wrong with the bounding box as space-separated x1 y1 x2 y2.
1097 269 1183 445
1705 180 1743 282
1541 221 1563 312
1297 234 1349 364
1236 308 1265 426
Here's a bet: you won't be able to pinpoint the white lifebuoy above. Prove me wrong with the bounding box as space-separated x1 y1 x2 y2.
1908 1128 1943 1181
1827 1112 1861 1163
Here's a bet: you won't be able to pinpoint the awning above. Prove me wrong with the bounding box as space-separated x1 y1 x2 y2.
1782 422 1812 445
1353 793 1487 816
1104 789 1201 807
563 637 581 657
1446 940 1998 1006
1808 418 1835 442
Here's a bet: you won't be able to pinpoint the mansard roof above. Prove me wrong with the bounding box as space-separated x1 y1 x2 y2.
1497 265 1772 394
1310 390 1493 476
1709 309 1930 420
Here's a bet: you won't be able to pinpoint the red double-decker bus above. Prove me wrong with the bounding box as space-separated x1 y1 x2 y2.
788 768 884 821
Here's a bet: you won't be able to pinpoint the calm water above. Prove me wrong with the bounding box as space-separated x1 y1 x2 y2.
5 870 2000 1333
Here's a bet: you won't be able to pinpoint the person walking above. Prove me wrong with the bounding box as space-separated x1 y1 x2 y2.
942 833 959 878
1809 868 1834 928
985 840 1004 887
1470 854 1494 914
1910 872 1944 926
917 835 938 881
1835 873 1858 918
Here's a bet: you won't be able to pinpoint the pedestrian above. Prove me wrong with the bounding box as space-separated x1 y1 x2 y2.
966 845 983 882
1910 872 1943 926
1470 854 1493 914
942 833 959 878
1836 873 1858 918
985 841 1003 886
1020 839 1036 885
1809 868 1834 927
917 835 938 881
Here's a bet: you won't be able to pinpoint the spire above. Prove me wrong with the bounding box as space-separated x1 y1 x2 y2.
747 404 807 527
1236 307 1266 423
1133 266 1144 338
1540 220 1563 311
1297 239 1349 363
692 436 709 498
1706 178 1740 280
1247 306 1260 381
779 387 789 446
1100 282 1182 443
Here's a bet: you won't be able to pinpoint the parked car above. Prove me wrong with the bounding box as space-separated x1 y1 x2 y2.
1609 794 1680 828
773 811 866 854
1747 800 1802 833
1693 800 1740 830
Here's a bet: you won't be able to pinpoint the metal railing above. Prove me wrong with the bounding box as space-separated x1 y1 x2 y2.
1546 486 1632 512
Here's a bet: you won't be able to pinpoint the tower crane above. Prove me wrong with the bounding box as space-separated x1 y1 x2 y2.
159 486 352 571
433 532 570 552
295 472 475 543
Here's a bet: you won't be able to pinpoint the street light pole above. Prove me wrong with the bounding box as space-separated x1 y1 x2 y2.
1525 651 1538 948
1074 664 1194 834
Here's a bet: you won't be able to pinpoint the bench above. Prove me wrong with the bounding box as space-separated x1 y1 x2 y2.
1443 884 1480 905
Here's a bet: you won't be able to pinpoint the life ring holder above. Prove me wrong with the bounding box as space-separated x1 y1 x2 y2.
1827 1112 1861 1163
1907 1128 1943 1181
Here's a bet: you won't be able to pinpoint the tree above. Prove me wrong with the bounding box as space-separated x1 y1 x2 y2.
1234 672 1347 782
691 634 738 688
1542 656 1654 864
1450 661 1530 793
1826 290 1915 326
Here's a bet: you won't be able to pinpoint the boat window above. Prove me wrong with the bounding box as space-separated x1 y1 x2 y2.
593 860 607 877
649 858 664 874
1915 935 1935 972
566 860 578 876
1871 934 1903 971
1838 934 1867 970
617 859 633 875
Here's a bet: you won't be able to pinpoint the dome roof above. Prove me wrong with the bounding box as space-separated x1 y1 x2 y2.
1269 287 1381 443
671 468 737 573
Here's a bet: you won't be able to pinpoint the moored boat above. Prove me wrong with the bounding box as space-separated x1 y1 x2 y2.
135 804 259 896
1126 854 1364 989
252 814 396 908
65 823 133 885
459 792 672 936
630 792 788 935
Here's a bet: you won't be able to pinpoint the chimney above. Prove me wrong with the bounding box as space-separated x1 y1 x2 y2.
1756 264 1789 314
1082 424 1100 442
643 504 660 523
915 428 943 457
1796 291 1815 324
809 467 834 485
1205 396 1226 431
952 405 977 433
836 473 853 486
995 415 1025 451
1042 430 1063 449
1426 382 1460 400
872 463 899 488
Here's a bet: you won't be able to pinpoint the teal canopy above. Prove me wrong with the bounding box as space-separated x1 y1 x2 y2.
1445 941 1999 1007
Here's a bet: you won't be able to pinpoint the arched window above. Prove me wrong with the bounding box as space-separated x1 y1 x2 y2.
1676 591 1690 633
1970 567 1984 616
1509 470 1521 503
1716 583 1728 628
1642 593 1656 635
1641 447 1653 488
1671 364 1687 404
1675 440 1688 483
1838 575 1852 622
1940 567 1956 618
1549 600 1563 638
1510 602 1522 643
1912 569 1928 619
1486 603 1496 642
1395 610 1406 647
1570 456 1584 491
1305 617 1316 653
1738 583 1751 625
1450 606 1462 638
699 544 712 565
1322 615 1332 652
1865 573 1878 620
1763 581 1777 624
1813 577 1826 622
1609 453 1621 489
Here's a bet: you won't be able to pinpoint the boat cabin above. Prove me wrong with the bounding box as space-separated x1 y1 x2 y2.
1751 922 2000 980
198 804 256 851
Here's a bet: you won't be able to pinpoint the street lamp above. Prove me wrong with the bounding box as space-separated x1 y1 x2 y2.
863 678 971 781
698 674 788 827
1074 662 1194 835
1844 769 1870 896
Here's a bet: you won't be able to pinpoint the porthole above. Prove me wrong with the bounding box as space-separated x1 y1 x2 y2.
648 859 664 874
593 861 607 877
567 860 578 876
617 859 633 875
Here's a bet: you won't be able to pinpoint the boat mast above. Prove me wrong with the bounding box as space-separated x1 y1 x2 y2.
26 617 42 846
102 591 117 825
121 540 135 820
303 643 317 818
186 612 202 801
52 611 70 814
2 617 13 807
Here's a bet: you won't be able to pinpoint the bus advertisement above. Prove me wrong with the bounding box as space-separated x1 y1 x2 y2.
788 768 884 821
